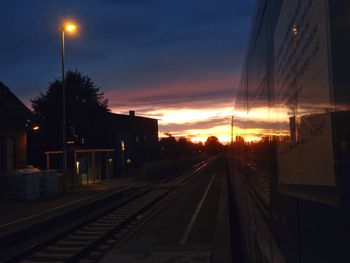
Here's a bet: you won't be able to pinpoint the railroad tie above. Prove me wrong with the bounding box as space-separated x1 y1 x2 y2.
57 240 92 247
33 251 74 261
46 245 82 253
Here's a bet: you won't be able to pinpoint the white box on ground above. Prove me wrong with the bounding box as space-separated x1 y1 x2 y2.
8 167 41 200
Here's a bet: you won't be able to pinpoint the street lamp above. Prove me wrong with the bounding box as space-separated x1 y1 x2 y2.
61 22 77 190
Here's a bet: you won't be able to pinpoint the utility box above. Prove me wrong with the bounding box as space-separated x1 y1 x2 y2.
7 167 41 200
41 170 58 196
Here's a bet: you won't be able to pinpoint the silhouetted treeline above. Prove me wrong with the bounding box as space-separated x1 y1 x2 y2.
159 134 225 159
204 136 225 156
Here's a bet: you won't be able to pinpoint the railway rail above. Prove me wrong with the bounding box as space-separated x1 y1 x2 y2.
2 159 211 263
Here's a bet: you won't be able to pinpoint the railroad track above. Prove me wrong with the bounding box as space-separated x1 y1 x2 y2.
14 189 174 263
3 159 211 263
160 159 210 185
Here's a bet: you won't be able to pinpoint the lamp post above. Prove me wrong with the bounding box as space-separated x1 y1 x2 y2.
61 22 77 190
291 24 299 144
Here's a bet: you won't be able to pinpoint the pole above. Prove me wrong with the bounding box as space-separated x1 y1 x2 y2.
61 29 67 191
292 25 299 144
231 115 234 152
231 115 234 172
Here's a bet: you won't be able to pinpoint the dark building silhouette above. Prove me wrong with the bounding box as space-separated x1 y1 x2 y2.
0 82 31 176
233 0 350 262
29 111 159 184
102 111 159 165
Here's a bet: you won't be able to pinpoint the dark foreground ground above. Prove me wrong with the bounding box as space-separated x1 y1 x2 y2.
0 158 243 263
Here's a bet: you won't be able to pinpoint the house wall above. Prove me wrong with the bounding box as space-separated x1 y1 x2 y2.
101 113 159 176
0 119 27 175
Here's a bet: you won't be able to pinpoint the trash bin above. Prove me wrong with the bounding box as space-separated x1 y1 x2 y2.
41 170 58 196
7 167 41 200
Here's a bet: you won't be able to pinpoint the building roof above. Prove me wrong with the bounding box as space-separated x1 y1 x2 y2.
101 112 158 135
107 112 158 122
0 82 31 121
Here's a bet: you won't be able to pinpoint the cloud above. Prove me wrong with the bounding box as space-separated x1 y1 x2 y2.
108 71 237 100
159 117 229 132
101 0 158 5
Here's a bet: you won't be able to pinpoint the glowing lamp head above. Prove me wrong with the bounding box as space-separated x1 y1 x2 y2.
63 23 77 33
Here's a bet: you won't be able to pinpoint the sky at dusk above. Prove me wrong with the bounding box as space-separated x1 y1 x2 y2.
0 0 255 143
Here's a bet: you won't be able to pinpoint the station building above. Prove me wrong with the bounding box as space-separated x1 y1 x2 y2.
38 111 159 184
233 0 350 262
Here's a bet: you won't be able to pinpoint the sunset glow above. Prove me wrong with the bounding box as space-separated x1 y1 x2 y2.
118 107 235 144
109 104 291 144
151 108 233 125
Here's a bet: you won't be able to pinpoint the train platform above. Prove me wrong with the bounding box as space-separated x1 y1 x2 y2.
100 158 234 263
0 177 143 235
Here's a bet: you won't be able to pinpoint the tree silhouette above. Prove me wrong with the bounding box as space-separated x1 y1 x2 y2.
31 70 109 149
177 137 194 157
159 133 179 159
159 134 204 159
204 136 224 156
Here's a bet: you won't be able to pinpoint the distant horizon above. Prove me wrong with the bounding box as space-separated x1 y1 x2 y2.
18 89 232 144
